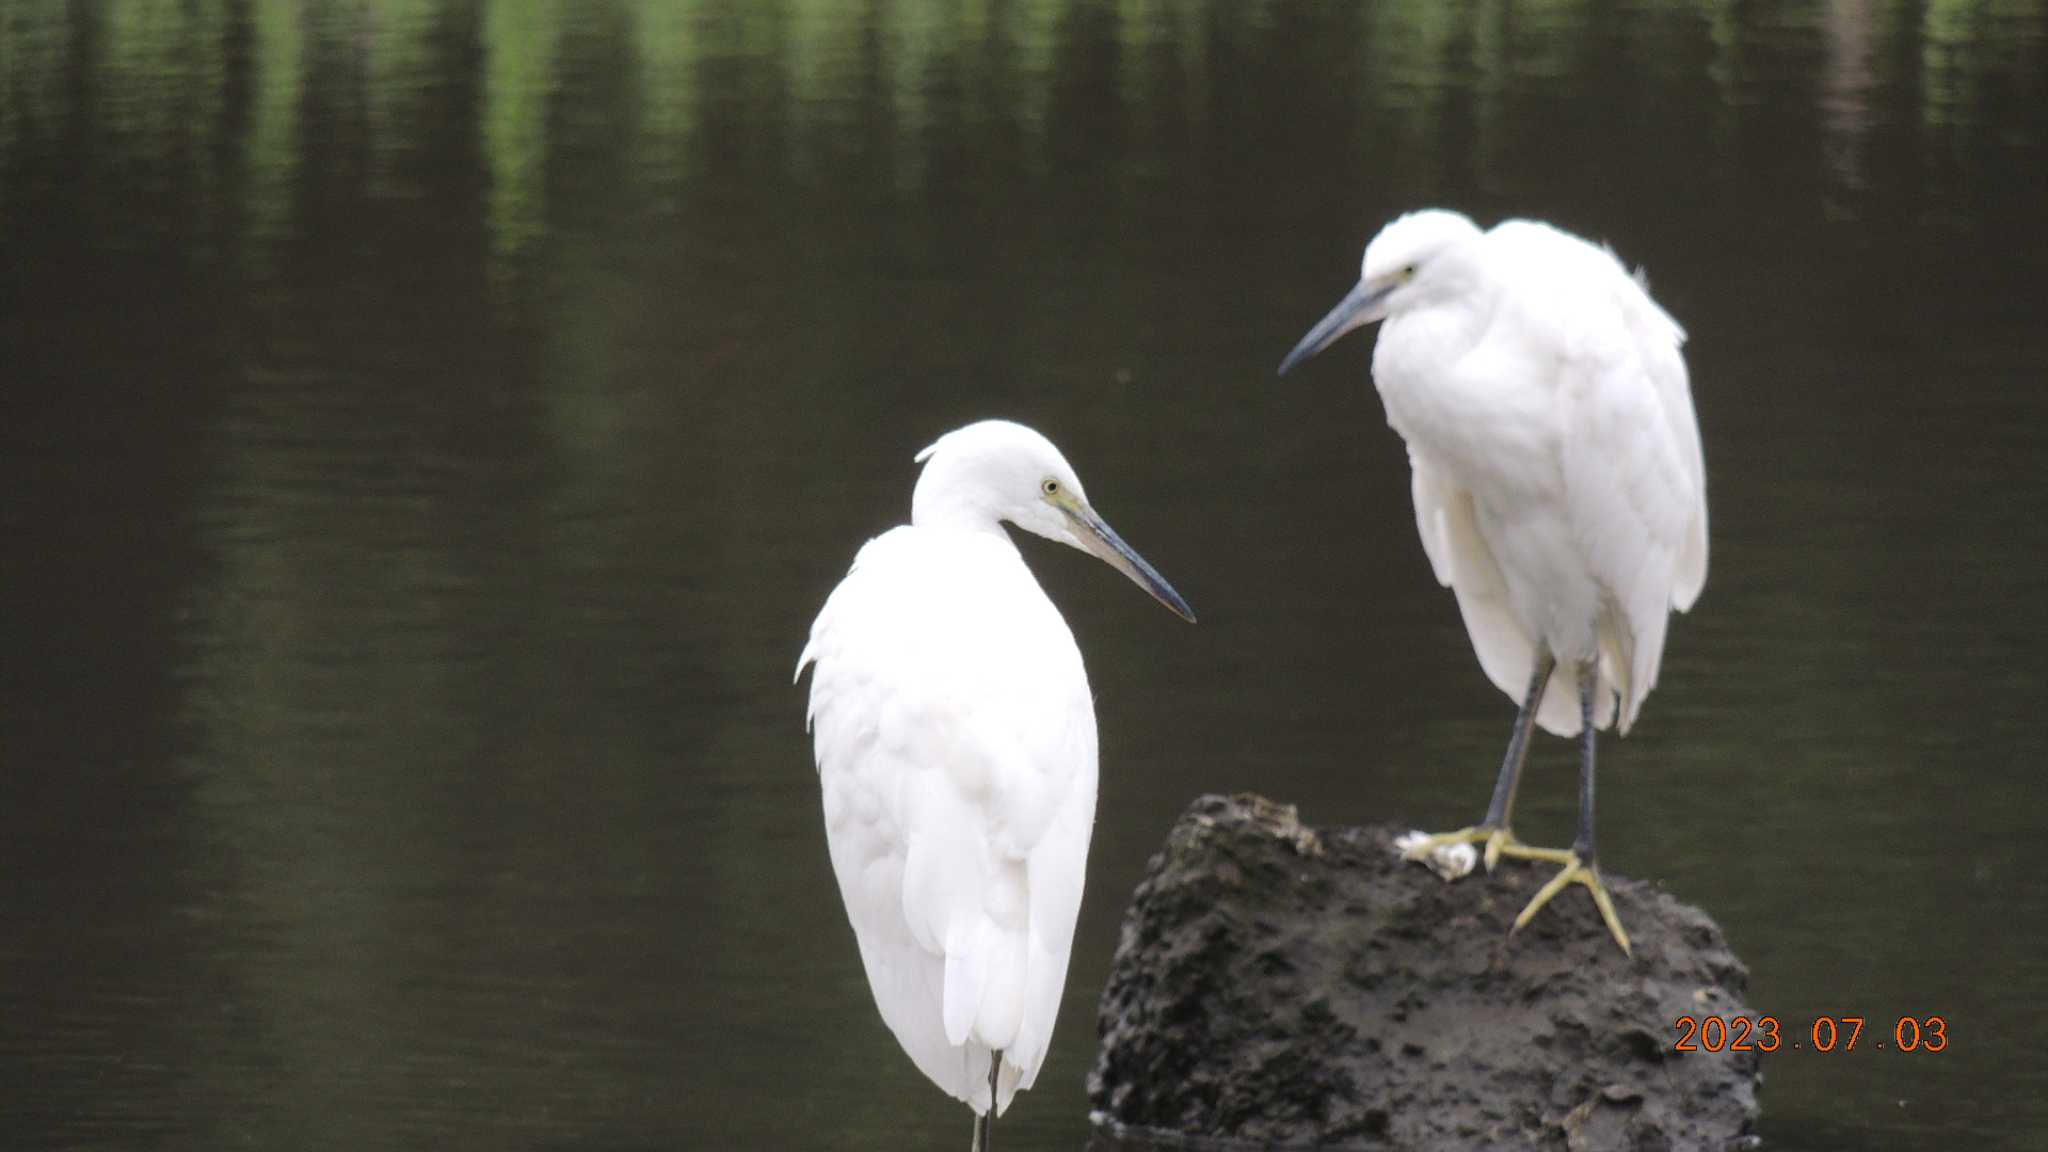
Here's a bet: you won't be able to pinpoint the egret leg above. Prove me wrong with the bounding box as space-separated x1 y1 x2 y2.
1509 664 1632 956
969 1051 1001 1152
1401 654 1572 872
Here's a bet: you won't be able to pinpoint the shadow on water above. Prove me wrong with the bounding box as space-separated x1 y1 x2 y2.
1 2 2044 1149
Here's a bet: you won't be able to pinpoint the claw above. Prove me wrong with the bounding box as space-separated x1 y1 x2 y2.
1399 825 1572 873
1510 853 1632 956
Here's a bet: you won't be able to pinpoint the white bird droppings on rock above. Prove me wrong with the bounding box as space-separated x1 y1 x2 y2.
1393 830 1477 881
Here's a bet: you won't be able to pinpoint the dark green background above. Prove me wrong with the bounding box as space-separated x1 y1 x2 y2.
3 1 2044 1148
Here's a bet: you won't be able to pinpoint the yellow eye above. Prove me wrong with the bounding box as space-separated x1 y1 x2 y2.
1042 479 1061 496
1401 263 1417 280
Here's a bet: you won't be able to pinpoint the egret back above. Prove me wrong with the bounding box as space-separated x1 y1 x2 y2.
1490 221 1708 612
798 525 1097 1115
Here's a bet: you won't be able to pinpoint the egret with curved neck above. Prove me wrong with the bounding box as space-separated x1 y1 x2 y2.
798 419 1193 1148
1281 210 1709 956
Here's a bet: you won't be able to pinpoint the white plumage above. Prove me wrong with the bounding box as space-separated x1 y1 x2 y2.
1279 209 1708 953
800 526 1090 1113
1291 209 1706 735
796 420 1192 1136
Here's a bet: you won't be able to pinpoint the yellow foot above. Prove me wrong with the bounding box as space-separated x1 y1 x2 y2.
1487 834 1576 871
1400 825 1575 873
1510 854 1633 957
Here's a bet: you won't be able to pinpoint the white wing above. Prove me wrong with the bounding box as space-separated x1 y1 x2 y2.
796 526 1096 1115
1410 450 1567 732
1634 275 1709 613
1490 221 1708 732
1410 449 1603 736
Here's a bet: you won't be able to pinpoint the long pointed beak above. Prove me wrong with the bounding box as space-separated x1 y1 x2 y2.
1277 277 1390 375
1067 504 1196 623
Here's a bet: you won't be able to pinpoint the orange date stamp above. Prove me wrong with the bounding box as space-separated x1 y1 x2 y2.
1673 1015 1948 1053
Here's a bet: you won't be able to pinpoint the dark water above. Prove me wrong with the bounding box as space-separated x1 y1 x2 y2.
3 1 2045 1148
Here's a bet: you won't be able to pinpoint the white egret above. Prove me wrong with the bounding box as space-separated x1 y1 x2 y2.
1278 210 1708 956
796 420 1194 1148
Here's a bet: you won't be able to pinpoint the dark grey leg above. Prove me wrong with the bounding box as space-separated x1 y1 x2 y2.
1405 652 1570 873
987 1053 998 1151
1509 661 1632 955
970 1052 1000 1152
1574 662 1598 862
1481 653 1558 830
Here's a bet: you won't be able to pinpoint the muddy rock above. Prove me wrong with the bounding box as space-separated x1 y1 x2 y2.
1088 794 1761 1151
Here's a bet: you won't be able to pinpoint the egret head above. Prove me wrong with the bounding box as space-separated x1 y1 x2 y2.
1277 209 1483 375
912 420 1195 622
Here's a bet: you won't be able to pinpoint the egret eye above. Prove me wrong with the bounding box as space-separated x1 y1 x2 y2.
1042 479 1061 496
1402 263 1417 280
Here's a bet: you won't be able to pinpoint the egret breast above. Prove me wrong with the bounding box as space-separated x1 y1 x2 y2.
1375 299 1604 663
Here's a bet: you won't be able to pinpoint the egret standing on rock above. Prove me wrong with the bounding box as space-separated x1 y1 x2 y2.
1278 210 1708 956
797 420 1194 1148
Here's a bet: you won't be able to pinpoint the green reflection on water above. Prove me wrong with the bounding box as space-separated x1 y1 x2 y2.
3 3 2045 1151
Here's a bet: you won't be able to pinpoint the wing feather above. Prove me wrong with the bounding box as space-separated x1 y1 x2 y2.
1412 454 1595 736
1399 221 1705 734
1554 252 1708 732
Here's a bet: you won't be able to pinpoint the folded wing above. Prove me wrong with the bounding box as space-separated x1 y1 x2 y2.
798 528 1097 1114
